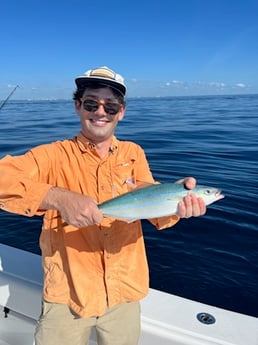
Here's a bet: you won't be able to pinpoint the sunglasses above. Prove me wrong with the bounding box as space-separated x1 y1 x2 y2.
80 98 122 115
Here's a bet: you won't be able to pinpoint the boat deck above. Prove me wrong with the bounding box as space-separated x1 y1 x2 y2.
0 309 36 345
1 244 257 345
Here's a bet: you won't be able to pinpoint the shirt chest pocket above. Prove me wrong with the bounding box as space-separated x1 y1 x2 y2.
111 159 136 195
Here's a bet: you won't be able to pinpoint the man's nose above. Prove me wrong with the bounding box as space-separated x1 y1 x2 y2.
95 102 107 115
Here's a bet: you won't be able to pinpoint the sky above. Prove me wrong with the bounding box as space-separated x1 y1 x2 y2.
1 0 258 100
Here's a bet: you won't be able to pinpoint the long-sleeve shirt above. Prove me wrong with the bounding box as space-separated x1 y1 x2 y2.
0 132 179 317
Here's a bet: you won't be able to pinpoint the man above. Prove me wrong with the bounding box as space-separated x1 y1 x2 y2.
0 66 206 345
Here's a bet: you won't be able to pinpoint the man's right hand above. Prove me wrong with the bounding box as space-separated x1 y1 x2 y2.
40 187 103 227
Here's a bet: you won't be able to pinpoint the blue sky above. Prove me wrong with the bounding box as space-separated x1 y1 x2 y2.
1 0 258 100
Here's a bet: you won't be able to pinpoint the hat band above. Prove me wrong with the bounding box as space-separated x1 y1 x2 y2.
89 68 116 80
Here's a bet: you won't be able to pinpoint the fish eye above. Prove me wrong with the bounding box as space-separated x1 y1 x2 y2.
204 189 211 195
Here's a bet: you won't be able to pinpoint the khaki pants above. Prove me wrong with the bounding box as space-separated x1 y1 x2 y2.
34 301 141 345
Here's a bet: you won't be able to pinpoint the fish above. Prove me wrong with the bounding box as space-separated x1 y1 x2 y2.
98 183 224 222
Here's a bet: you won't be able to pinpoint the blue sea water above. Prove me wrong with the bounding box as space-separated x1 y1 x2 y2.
0 95 257 317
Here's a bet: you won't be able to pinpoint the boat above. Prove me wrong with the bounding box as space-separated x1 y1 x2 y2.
0 243 257 345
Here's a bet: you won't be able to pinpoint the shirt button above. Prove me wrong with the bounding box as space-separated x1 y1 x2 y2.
0 203 5 209
25 208 31 215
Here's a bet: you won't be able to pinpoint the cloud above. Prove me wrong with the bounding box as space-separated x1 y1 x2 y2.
234 83 247 88
164 79 249 92
172 80 184 85
208 82 226 88
123 77 252 97
165 80 186 88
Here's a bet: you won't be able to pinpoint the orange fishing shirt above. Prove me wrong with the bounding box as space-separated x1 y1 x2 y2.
0 133 179 317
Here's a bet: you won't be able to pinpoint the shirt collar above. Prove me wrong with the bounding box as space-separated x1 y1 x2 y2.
76 131 118 154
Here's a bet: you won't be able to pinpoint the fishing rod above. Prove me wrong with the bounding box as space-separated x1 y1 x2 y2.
0 85 19 110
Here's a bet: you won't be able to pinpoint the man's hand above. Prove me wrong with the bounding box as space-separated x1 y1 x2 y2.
176 177 206 218
40 187 103 227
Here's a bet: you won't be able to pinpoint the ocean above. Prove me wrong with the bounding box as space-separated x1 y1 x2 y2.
0 94 257 317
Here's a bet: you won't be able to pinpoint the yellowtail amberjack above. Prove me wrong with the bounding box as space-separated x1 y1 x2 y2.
99 183 224 222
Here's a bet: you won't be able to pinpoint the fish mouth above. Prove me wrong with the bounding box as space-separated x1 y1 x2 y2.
216 189 225 200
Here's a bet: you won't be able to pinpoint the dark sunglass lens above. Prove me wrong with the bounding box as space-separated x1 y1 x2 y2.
83 100 98 112
104 103 121 115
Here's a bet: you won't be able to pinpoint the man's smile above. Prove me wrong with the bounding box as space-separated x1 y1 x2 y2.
90 118 111 126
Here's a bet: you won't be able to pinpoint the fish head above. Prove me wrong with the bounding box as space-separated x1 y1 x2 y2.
193 186 225 206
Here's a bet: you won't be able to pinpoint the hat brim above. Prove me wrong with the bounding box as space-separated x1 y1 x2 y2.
75 77 126 96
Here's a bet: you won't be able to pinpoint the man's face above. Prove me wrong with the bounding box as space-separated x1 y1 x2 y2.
75 87 125 144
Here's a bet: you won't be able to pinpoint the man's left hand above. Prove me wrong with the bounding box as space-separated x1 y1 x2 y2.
176 177 206 218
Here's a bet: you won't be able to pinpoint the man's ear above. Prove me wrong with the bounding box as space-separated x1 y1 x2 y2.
74 100 81 114
118 105 126 121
